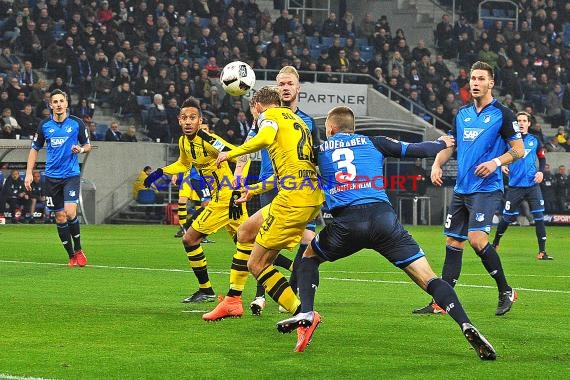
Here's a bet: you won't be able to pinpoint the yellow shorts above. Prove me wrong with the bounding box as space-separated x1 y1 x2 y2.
256 200 321 251
191 189 248 237
179 179 201 202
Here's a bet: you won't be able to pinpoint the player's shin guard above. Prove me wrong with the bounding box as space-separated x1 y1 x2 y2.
298 256 320 313
257 265 300 314
255 253 293 297
427 278 470 326
177 202 188 226
535 218 547 252
57 222 74 258
476 243 510 292
227 242 252 297
442 245 463 287
289 243 307 293
274 253 294 272
184 243 212 290
68 216 82 251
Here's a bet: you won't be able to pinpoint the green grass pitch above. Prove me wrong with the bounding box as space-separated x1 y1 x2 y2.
0 224 569 379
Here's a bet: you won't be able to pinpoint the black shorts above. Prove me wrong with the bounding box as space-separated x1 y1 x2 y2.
44 176 81 212
311 202 424 268
444 191 503 240
502 185 544 219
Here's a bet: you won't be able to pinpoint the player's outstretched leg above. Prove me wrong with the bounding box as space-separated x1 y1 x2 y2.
462 323 496 360
276 311 321 352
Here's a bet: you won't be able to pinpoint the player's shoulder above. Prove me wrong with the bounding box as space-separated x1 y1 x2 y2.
38 117 51 128
295 108 315 125
68 114 86 127
491 99 516 118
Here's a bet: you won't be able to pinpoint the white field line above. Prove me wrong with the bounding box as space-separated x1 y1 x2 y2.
1 260 569 295
0 374 57 380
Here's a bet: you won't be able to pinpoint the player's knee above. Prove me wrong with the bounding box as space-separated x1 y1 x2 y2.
182 229 202 246
445 236 464 249
247 260 263 277
467 236 488 252
237 225 256 244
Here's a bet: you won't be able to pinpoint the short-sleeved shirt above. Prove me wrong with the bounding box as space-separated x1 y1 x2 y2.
452 99 521 194
508 133 544 188
32 115 90 179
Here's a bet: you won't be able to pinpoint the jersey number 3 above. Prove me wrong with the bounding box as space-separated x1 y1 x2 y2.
332 148 357 181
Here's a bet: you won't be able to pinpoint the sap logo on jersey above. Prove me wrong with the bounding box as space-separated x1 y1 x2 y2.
50 137 68 147
463 128 483 141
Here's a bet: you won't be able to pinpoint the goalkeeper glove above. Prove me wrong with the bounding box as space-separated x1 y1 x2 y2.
228 190 244 220
144 168 164 187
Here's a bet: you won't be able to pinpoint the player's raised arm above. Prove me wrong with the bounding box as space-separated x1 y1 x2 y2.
370 135 455 159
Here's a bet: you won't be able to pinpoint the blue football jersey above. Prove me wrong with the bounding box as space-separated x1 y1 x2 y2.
250 107 316 181
318 133 446 211
508 133 544 188
32 115 89 178
452 99 521 194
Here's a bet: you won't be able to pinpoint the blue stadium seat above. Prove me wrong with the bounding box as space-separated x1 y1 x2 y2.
480 8 491 17
310 48 322 59
356 38 369 48
564 23 570 47
492 9 506 17
96 123 108 137
136 189 157 204
321 36 333 46
306 36 319 48
136 96 152 109
199 18 211 28
360 50 373 61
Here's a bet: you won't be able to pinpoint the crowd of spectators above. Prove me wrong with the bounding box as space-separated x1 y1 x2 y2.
0 0 568 142
436 1 569 131
1 0 570 220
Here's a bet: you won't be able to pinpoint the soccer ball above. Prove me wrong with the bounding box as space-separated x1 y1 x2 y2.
220 61 256 96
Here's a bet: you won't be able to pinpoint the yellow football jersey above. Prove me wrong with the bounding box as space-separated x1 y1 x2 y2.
162 132 236 202
259 107 324 206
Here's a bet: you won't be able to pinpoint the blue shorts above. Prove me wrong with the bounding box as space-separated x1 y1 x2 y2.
44 175 81 212
444 191 503 240
311 202 424 268
502 185 544 220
